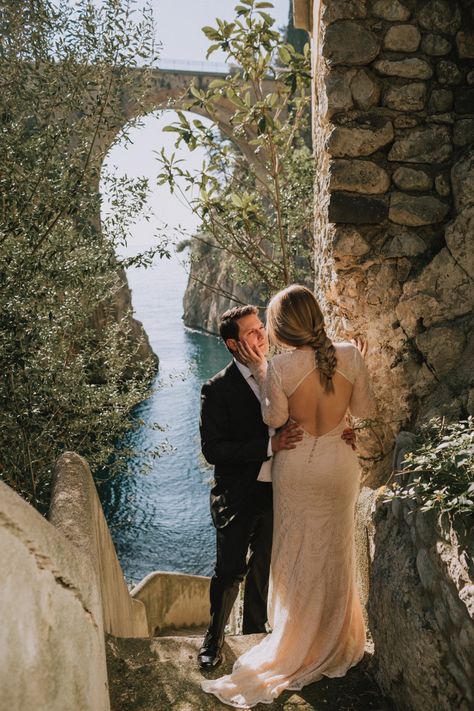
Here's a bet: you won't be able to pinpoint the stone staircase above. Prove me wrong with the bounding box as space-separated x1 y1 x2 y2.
106 633 393 711
0 451 394 710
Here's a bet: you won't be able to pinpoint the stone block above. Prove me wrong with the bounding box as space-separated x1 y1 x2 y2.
445 206 474 281
333 226 370 256
455 88 474 114
384 25 421 52
330 159 390 193
329 192 388 223
372 0 410 21
416 326 466 377
392 167 432 191
418 0 462 35
350 69 380 110
429 88 454 113
325 69 355 114
374 58 433 80
388 125 452 164
467 69 474 86
383 82 427 111
421 33 452 56
394 115 419 129
453 119 474 147
396 247 474 333
430 112 455 124
389 192 449 225
322 0 367 23
436 60 463 86
451 148 474 212
383 229 427 257
456 31 474 59
323 21 380 65
434 173 450 197
328 119 394 157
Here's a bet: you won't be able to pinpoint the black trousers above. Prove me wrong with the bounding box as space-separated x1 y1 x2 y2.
209 481 273 637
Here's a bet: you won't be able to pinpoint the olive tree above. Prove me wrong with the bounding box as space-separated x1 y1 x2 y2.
0 0 162 508
156 0 313 300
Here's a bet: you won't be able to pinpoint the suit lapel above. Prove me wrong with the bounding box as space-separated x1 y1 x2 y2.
225 362 263 418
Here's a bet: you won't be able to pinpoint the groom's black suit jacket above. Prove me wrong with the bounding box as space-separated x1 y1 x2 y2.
200 361 271 529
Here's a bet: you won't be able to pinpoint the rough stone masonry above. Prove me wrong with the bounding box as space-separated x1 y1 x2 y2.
306 0 474 453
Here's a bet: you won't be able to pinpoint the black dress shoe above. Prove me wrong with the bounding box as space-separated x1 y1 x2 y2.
198 635 224 670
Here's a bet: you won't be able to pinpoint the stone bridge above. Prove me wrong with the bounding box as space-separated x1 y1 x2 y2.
98 59 279 168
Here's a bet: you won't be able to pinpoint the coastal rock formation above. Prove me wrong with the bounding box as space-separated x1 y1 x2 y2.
369 497 474 711
182 242 266 334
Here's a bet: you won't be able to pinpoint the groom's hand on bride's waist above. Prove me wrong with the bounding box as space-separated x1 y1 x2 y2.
341 428 357 450
271 422 304 453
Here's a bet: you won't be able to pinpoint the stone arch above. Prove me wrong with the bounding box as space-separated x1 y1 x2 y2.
102 67 279 170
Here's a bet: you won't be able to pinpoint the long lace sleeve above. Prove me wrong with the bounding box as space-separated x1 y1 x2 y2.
251 358 289 429
349 347 377 420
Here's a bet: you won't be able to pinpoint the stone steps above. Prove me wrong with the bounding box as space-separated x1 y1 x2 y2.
106 634 393 711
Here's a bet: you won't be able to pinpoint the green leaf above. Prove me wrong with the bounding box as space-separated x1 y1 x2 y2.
278 46 291 64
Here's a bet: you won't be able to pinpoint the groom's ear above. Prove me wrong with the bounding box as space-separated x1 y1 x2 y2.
225 338 238 354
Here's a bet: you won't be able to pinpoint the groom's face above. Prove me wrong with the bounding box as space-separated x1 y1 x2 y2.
227 313 269 356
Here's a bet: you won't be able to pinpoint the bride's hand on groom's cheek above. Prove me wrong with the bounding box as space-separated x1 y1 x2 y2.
236 341 265 365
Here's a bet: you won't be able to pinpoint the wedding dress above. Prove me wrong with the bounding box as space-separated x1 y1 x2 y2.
201 342 377 709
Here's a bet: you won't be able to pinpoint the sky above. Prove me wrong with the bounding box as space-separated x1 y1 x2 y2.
100 0 291 256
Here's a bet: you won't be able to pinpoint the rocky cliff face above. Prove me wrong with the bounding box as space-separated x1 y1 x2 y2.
91 267 158 375
369 496 474 711
182 243 268 334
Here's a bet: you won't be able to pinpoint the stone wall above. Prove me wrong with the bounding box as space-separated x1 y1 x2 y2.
300 0 474 446
0 480 110 711
49 452 149 638
369 495 474 710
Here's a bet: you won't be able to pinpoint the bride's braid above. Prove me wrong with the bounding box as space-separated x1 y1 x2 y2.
266 284 337 394
307 324 337 394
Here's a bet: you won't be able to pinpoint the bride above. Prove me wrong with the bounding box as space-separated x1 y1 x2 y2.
202 284 377 708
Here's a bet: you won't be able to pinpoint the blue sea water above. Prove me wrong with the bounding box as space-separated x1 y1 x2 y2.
98 254 229 584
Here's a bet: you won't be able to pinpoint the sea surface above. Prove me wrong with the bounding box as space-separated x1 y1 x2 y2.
98 254 229 585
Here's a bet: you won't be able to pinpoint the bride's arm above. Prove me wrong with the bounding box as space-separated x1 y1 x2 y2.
257 358 290 429
236 342 289 428
349 346 378 420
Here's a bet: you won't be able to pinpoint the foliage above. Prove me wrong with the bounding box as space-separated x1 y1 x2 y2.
0 0 161 509
156 0 313 299
385 418 474 517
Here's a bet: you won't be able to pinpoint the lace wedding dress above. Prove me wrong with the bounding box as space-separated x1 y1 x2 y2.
202 342 377 709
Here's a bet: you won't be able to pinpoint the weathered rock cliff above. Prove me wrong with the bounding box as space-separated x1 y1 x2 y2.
182 241 267 334
369 497 474 711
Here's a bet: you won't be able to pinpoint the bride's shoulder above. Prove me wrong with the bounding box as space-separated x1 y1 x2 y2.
333 340 359 368
334 340 357 354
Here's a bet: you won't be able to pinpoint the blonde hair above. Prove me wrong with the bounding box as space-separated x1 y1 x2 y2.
266 284 337 393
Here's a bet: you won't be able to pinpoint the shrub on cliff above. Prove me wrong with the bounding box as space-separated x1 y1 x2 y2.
156 0 314 299
386 418 474 518
0 0 160 508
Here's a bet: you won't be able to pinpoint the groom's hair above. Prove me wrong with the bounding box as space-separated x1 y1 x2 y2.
219 305 258 343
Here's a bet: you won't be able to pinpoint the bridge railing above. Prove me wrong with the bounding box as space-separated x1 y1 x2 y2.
155 58 284 76
156 58 237 75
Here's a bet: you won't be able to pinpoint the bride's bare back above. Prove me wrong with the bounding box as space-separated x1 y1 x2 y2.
260 342 376 435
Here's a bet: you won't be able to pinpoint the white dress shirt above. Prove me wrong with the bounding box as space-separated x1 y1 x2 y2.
234 358 274 482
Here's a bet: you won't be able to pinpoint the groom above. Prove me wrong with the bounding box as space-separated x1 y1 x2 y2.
197 305 302 670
